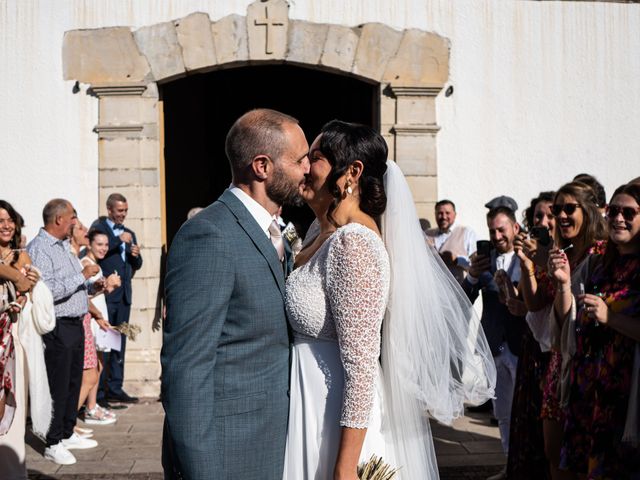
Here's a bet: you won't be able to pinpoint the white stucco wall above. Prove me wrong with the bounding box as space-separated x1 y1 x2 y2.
1 0 639 240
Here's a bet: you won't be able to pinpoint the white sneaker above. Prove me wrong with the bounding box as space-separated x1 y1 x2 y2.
61 432 98 450
44 442 77 465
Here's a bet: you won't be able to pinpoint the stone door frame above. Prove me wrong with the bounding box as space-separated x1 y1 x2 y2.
62 0 450 395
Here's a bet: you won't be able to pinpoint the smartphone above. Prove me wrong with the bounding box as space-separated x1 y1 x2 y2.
476 240 492 257
530 226 551 246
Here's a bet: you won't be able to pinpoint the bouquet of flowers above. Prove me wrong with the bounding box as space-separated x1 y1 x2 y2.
357 455 398 480
112 322 142 341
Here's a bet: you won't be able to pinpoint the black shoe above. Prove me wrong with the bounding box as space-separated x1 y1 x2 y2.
466 399 493 413
107 391 139 404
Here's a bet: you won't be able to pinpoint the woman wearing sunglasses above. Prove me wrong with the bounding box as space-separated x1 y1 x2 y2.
549 182 640 478
540 182 608 479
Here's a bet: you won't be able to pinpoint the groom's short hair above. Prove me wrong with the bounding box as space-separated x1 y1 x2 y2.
225 109 299 179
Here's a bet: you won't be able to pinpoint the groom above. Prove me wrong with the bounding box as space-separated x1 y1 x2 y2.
161 109 310 479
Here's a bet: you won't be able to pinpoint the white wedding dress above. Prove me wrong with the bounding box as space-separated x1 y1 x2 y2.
283 161 496 480
283 222 401 479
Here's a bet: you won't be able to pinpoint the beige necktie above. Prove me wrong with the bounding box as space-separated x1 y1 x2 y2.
268 219 285 262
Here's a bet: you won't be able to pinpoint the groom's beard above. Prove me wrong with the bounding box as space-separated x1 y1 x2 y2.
267 165 304 207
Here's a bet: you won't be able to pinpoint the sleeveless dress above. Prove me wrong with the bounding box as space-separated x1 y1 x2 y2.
282 223 393 479
82 257 110 353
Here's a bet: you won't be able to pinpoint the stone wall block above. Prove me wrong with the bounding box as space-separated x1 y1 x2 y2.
320 25 359 73
134 246 163 280
405 176 438 203
134 22 186 82
415 202 437 226
99 168 159 188
127 308 162 350
99 138 159 170
383 29 449 87
352 23 403 82
175 12 217 71
212 14 249 64
396 96 436 125
140 139 160 169
247 0 289 61
380 92 396 128
63 27 150 83
142 220 163 249
99 138 140 169
286 21 327 65
394 134 438 176
99 97 158 126
131 277 160 310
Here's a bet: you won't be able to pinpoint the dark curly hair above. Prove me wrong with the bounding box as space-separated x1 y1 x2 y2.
0 200 24 266
523 191 555 230
318 120 388 226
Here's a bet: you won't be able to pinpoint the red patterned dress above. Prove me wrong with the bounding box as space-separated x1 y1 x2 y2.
541 241 607 422
560 252 640 479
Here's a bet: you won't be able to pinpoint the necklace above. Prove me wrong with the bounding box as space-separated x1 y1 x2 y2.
0 247 13 262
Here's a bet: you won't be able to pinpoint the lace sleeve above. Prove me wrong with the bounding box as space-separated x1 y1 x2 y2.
326 226 389 428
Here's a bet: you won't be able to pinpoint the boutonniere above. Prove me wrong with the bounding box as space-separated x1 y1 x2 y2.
282 222 302 258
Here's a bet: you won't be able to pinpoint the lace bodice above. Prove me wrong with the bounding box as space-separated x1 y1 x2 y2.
285 223 390 428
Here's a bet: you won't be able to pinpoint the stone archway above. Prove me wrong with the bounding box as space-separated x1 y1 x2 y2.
62 0 450 395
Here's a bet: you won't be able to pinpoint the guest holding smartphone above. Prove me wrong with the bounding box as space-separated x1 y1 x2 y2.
549 182 640 479
463 196 527 480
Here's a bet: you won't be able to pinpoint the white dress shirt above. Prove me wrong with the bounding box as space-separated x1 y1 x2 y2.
229 186 274 238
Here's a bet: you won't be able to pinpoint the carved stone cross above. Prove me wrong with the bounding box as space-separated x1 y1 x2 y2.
254 6 284 54
247 0 289 60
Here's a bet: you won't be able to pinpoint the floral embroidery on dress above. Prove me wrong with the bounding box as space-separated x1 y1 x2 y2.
560 252 640 479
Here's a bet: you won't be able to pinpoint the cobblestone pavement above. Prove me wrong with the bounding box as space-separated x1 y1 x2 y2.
26 399 504 479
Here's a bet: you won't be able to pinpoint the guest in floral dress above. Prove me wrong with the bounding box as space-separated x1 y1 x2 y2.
542 182 608 480
0 200 40 479
549 182 640 479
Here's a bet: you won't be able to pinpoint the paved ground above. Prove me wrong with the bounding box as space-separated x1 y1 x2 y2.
25 399 504 479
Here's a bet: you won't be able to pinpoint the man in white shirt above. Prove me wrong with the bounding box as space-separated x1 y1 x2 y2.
425 199 477 282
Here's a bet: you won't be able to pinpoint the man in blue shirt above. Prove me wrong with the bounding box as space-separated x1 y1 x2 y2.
28 199 100 464
91 193 143 404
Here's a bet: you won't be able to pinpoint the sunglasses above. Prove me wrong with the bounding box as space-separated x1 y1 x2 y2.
606 204 640 222
552 203 582 216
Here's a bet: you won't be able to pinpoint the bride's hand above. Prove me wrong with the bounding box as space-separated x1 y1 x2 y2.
334 469 358 480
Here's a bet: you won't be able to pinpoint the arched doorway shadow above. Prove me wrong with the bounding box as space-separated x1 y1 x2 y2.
161 64 379 246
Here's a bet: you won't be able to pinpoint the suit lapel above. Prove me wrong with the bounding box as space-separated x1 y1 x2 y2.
219 190 286 297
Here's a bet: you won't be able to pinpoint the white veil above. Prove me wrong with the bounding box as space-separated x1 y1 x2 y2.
380 160 496 478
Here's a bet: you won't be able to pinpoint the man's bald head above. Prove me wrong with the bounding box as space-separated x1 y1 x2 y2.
225 109 299 182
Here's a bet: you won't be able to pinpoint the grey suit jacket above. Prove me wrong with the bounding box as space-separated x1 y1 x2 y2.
161 190 290 480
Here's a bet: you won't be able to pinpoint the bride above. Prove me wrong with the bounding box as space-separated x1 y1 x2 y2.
283 120 496 480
